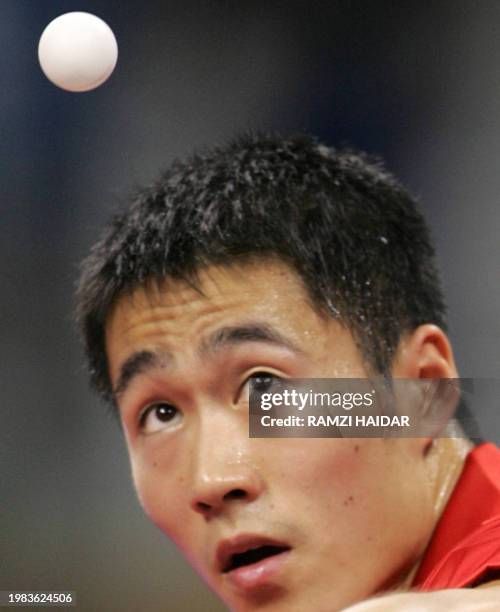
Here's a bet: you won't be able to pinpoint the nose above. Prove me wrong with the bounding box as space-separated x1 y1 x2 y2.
189 413 265 518
191 472 263 517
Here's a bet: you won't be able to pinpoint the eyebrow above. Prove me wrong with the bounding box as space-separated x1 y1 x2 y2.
198 322 300 357
113 322 301 400
114 350 170 398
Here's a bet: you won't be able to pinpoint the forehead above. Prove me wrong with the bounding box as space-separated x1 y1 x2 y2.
106 259 319 340
104 259 368 387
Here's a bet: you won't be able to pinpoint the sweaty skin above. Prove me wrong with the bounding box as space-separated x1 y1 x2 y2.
105 259 473 611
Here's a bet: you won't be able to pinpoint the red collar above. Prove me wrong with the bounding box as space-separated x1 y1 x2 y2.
413 443 500 588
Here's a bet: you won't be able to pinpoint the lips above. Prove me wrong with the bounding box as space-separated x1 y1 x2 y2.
217 535 290 573
216 535 291 589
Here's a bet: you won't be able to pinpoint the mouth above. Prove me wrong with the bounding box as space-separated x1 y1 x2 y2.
217 536 291 590
222 544 290 573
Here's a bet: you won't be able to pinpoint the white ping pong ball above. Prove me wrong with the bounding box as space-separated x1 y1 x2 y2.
38 12 118 92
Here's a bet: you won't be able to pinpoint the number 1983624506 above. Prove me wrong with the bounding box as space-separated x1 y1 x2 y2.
0 592 75 607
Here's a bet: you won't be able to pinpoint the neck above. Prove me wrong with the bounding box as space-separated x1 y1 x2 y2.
402 429 473 589
427 431 473 520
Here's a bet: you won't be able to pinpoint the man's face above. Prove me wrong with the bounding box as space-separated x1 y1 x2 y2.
105 260 434 611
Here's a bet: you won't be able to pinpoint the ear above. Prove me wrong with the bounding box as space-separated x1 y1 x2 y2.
391 324 458 380
391 325 459 457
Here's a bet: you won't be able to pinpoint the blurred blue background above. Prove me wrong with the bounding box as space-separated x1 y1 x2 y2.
1 1 499 610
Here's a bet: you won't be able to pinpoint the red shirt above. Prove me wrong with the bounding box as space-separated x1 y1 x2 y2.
413 443 500 590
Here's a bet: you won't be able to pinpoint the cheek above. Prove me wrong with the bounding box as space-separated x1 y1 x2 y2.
277 439 365 484
280 440 431 586
269 439 369 518
130 455 211 575
128 444 189 542
274 440 424 536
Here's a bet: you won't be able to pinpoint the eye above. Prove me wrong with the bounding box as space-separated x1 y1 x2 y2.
240 371 283 402
250 372 281 393
139 402 182 434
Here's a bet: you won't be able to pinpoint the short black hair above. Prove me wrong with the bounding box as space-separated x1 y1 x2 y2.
77 133 446 403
